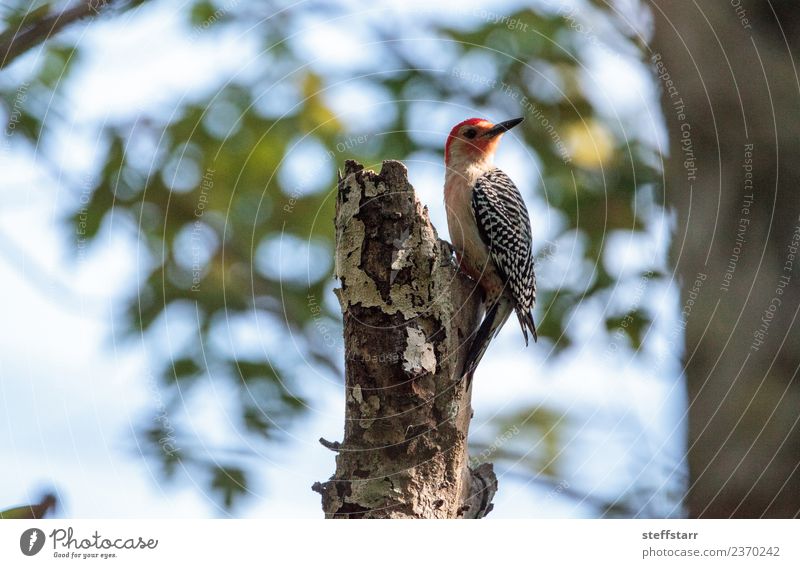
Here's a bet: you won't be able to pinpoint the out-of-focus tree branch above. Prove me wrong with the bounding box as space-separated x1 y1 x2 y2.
0 0 124 69
0 492 57 519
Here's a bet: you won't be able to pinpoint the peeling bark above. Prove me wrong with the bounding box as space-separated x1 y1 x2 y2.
313 160 496 518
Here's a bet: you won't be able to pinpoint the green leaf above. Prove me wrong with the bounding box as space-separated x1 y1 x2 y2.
0 494 56 519
170 357 202 382
210 466 248 509
606 309 651 350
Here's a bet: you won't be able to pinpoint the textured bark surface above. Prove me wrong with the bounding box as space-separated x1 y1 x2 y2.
651 2 800 517
312 160 496 518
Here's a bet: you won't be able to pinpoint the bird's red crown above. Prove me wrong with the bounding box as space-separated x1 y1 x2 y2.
445 117 489 161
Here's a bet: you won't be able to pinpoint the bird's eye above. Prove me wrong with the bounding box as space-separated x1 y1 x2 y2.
464 128 477 139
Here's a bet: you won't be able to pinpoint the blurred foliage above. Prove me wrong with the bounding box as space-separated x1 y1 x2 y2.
469 408 683 518
0 0 663 511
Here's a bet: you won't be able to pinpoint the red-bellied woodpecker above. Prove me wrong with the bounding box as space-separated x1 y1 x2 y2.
444 117 537 382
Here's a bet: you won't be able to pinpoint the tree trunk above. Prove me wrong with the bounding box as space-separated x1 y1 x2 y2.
651 1 800 517
312 160 497 518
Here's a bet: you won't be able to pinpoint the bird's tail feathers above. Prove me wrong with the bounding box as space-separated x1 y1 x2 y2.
516 308 538 345
462 297 513 384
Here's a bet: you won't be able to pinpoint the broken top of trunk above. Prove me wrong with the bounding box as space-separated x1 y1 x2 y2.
313 160 496 518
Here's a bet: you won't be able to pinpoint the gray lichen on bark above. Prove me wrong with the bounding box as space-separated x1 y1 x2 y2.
312 160 497 518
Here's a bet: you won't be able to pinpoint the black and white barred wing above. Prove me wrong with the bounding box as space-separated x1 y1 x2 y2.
471 168 537 316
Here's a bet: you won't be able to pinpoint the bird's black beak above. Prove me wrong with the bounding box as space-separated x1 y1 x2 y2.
484 117 524 138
